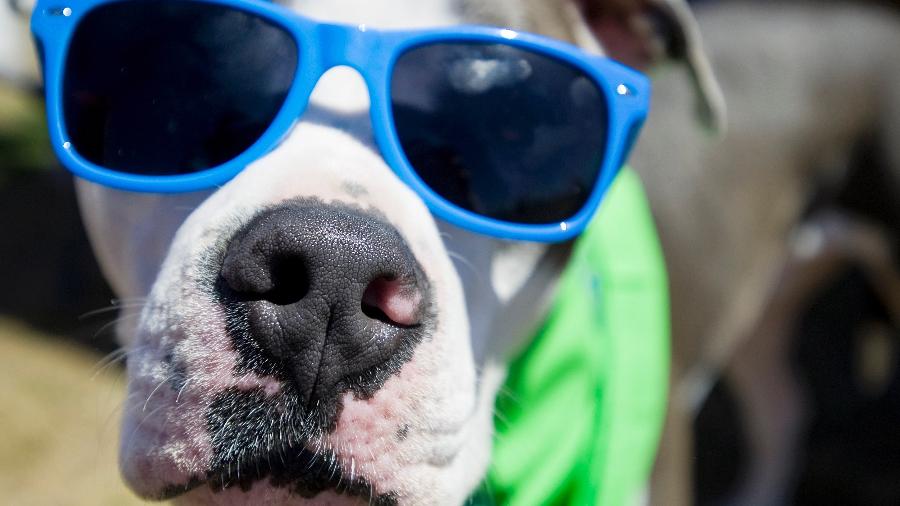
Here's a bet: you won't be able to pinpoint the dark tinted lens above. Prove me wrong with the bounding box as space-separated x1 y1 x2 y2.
391 42 608 225
64 0 298 175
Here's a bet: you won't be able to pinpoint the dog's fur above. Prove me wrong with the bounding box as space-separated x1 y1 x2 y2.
633 2 900 504
1 0 718 504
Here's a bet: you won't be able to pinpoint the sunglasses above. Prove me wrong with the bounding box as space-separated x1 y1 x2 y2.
31 0 650 242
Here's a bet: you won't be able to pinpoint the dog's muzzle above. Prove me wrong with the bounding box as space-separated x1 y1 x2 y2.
217 199 433 429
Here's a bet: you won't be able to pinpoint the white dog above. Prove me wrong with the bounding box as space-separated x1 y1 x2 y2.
2 0 721 504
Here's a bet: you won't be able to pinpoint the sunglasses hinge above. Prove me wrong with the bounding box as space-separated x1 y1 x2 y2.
45 5 72 17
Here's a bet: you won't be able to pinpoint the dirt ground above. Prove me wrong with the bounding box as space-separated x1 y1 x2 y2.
0 317 146 505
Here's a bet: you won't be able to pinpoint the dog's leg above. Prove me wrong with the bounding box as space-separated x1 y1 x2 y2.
651 375 695 506
727 211 900 506
726 282 810 506
728 340 805 506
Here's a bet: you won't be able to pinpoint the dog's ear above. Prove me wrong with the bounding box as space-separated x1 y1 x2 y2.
569 0 725 132
492 0 724 133
0 0 40 90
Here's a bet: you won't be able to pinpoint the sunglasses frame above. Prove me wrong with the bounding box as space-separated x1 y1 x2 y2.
32 0 650 242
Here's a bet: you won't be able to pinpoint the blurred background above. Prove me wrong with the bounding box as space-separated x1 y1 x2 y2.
0 83 142 504
1 1 899 505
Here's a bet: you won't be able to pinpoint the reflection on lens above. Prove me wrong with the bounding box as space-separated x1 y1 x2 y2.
391 42 608 225
64 0 298 175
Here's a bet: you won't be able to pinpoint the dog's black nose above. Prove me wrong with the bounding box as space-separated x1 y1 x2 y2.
219 200 431 415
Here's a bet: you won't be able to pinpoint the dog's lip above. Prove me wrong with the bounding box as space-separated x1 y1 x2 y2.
153 444 383 503
156 475 207 501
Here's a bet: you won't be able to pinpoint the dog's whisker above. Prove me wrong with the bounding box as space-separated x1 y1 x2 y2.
89 347 129 376
446 250 488 286
97 387 133 441
89 343 153 379
491 408 512 433
91 311 143 341
112 296 150 303
174 376 194 404
125 403 168 452
328 451 340 483
335 453 346 493
142 373 177 412
493 385 521 407
78 302 147 320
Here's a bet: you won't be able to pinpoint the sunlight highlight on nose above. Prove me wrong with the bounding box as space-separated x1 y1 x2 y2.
308 65 371 114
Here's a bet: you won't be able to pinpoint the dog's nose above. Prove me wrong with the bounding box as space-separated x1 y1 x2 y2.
219 200 431 410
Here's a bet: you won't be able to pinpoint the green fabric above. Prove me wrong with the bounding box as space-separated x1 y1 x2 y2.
473 168 670 505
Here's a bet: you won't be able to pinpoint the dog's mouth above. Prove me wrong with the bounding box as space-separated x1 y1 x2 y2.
160 445 394 505
206 446 391 503
153 385 399 504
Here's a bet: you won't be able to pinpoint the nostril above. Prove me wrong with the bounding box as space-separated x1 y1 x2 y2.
261 255 310 305
217 201 434 419
361 276 423 328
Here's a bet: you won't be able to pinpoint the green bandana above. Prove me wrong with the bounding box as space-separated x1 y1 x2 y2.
473 168 670 505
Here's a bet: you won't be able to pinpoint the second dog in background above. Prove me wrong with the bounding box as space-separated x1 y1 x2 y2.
637 1 900 504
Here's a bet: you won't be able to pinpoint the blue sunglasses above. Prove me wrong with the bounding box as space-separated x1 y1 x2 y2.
31 0 650 242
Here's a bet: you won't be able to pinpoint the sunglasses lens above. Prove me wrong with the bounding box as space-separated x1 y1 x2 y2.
391 42 608 225
64 0 298 176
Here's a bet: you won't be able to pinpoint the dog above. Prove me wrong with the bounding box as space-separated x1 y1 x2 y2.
632 1 900 504
0 0 723 503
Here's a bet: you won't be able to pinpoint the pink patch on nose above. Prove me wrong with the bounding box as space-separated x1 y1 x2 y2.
361 277 423 327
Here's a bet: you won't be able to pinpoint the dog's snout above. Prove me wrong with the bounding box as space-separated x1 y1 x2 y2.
219 199 431 411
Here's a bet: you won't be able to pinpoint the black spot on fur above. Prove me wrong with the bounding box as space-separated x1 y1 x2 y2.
395 424 410 441
205 387 398 504
341 181 369 198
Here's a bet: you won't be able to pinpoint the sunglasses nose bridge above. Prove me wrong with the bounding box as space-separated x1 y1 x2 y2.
316 22 377 71
302 23 378 117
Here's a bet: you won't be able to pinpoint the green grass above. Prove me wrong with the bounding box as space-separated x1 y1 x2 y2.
0 84 55 179
0 318 147 505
